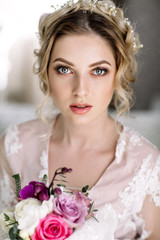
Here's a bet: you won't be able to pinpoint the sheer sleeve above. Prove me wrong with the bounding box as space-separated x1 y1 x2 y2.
141 155 160 239
0 134 17 211
0 134 18 240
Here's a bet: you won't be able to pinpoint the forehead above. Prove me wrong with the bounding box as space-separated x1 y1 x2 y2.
50 34 116 66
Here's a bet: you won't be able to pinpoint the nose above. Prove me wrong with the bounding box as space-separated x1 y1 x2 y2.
72 75 89 97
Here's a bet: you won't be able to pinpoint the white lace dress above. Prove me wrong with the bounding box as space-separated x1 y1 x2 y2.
0 118 160 240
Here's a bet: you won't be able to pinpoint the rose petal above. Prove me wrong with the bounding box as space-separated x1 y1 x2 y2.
31 213 73 240
53 193 88 228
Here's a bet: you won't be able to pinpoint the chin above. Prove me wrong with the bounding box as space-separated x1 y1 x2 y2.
67 114 94 126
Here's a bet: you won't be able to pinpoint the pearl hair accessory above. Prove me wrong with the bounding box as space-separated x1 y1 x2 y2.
51 0 118 16
51 0 143 50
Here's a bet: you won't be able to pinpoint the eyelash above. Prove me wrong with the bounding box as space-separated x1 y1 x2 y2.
92 68 109 76
54 65 109 76
55 65 72 74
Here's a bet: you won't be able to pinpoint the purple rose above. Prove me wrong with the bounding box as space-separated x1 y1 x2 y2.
53 193 88 228
19 181 49 202
73 191 92 207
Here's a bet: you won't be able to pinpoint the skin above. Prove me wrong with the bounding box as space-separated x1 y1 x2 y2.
48 33 160 239
47 33 119 189
48 33 117 136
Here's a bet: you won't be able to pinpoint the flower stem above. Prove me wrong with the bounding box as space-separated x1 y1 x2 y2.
48 167 72 191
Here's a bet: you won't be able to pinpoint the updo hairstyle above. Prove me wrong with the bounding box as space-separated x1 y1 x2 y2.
34 0 142 120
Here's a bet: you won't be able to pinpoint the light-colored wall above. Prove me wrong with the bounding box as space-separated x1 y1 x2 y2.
0 0 159 109
0 0 62 104
0 0 159 148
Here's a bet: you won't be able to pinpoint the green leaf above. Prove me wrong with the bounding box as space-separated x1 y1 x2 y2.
63 190 72 194
6 222 16 227
56 184 66 188
50 189 54 195
17 237 23 240
9 224 23 240
54 179 67 183
60 174 67 178
60 179 68 183
91 215 99 222
82 185 89 193
88 201 94 214
4 213 10 221
9 225 18 239
42 174 48 184
54 179 59 181
13 224 18 232
12 174 21 198
93 209 98 212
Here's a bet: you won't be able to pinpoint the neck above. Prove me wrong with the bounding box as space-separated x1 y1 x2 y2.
53 113 116 150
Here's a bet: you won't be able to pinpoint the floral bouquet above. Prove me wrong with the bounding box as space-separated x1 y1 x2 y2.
0 168 97 240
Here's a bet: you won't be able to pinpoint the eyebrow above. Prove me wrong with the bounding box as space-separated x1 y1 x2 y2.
53 58 112 67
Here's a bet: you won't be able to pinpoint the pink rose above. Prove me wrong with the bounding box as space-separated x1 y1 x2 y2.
31 213 73 240
53 193 88 228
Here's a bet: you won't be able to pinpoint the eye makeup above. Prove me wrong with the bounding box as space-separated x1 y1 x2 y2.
54 65 72 74
92 67 109 76
53 64 109 77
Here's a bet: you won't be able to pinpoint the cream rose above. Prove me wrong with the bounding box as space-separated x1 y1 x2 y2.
14 196 54 236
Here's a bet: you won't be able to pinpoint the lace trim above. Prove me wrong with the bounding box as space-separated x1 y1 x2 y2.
119 154 152 213
0 169 17 211
117 213 150 240
118 154 160 239
129 129 143 146
128 127 158 150
115 139 126 164
119 153 160 211
39 150 48 180
4 125 22 158
146 155 160 207
115 126 144 164
134 214 151 240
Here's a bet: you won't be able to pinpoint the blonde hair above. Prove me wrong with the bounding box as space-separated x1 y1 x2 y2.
34 0 142 121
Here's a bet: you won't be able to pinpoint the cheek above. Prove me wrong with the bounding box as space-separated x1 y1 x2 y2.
49 74 61 98
102 76 115 94
100 78 115 104
49 77 73 101
49 80 70 106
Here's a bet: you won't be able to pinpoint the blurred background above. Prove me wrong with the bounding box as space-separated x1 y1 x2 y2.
0 0 160 148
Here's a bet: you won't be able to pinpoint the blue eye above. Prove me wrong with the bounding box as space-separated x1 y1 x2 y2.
93 68 108 76
57 66 71 74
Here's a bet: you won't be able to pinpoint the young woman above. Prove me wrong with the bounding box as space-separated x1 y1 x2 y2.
0 0 160 239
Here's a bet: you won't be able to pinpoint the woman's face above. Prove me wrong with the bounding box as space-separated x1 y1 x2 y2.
48 33 116 125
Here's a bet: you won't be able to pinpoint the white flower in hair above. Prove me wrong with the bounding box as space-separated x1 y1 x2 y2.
50 0 143 50
51 0 117 15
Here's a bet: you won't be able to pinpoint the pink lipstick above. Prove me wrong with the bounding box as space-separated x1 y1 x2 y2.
69 103 92 114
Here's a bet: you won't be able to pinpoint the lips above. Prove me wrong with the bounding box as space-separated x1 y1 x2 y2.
69 103 92 114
